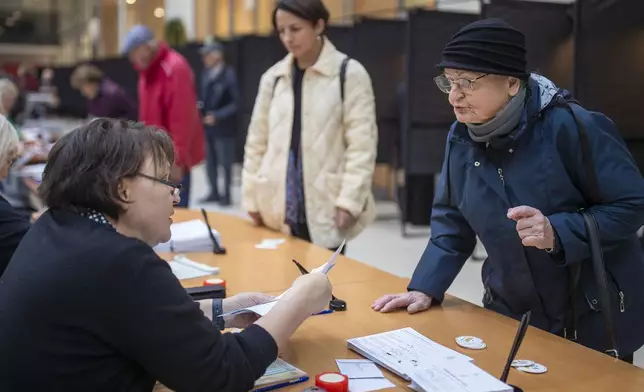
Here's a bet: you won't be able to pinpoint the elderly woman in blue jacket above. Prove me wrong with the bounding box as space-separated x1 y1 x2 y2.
373 18 644 362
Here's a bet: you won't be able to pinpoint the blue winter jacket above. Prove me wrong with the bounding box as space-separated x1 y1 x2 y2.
408 74 644 356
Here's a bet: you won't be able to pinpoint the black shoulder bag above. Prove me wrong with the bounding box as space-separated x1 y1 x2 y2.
557 96 620 359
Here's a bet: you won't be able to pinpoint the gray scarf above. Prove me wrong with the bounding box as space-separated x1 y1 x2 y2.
466 86 527 143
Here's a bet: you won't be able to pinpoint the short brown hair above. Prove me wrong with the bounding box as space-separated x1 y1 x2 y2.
272 0 329 33
40 119 175 218
70 64 103 89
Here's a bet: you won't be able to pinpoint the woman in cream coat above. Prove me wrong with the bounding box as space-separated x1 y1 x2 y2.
242 0 378 250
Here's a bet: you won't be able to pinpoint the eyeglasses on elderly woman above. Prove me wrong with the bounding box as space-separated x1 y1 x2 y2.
434 73 489 94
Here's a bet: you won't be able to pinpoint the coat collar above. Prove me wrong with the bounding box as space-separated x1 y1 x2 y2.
136 42 170 75
274 37 340 78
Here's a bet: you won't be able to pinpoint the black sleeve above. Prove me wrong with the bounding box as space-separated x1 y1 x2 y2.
103 249 278 392
0 197 30 276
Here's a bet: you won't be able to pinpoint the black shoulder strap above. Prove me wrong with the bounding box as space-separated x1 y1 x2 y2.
271 75 282 98
556 95 619 358
555 95 601 205
340 57 350 102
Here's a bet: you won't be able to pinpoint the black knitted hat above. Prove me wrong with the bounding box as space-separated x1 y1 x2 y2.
436 18 529 79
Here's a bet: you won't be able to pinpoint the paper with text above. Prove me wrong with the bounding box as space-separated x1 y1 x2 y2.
409 360 513 392
346 328 473 380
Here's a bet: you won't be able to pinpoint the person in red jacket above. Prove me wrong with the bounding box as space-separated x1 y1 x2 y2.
122 25 205 208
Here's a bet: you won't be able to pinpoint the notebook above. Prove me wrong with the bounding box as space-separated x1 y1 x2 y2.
252 358 308 391
346 328 473 381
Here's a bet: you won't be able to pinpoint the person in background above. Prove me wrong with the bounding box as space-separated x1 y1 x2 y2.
70 64 137 121
36 67 60 117
0 78 19 130
122 25 205 208
0 114 30 277
198 41 240 206
0 118 332 391
242 0 378 251
372 18 644 363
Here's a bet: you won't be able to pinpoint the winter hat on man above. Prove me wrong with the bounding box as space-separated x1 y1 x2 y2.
436 18 529 79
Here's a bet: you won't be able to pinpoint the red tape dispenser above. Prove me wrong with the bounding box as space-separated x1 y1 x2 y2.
315 372 349 392
203 278 226 288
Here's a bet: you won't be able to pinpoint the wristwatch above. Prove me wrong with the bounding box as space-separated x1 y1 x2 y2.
212 298 226 331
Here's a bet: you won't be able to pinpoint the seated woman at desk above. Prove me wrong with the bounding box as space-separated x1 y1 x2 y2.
0 118 332 391
373 19 644 363
0 114 31 277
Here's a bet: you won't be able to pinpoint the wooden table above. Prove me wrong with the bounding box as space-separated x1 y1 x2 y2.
161 209 644 391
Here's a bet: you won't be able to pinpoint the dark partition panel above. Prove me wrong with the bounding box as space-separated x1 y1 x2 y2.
575 0 644 141
484 0 574 91
352 18 405 164
325 25 356 56
400 9 477 230
236 35 286 162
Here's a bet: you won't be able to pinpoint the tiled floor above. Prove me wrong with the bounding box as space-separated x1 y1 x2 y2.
189 164 643 367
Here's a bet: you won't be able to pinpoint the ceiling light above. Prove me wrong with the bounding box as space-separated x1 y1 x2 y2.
153 7 165 18
126 0 136 5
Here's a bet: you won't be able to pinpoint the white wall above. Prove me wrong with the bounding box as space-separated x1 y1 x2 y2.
164 0 196 40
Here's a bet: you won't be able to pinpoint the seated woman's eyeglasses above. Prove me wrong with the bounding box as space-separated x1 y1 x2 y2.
137 173 182 198
434 74 488 94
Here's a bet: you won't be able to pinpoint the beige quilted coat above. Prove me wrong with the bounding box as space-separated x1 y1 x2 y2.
242 38 377 248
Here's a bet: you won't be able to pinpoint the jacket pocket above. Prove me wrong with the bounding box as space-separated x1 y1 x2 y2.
583 266 628 314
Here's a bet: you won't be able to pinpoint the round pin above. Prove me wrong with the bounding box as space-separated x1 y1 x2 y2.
456 336 487 350
517 363 547 374
511 360 534 368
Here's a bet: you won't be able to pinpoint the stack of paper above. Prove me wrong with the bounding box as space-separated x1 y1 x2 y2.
346 328 472 380
347 328 513 392
408 360 513 392
168 255 219 280
154 220 222 253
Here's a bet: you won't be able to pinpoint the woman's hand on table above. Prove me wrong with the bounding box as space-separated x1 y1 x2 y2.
222 292 275 329
371 291 433 314
248 212 263 226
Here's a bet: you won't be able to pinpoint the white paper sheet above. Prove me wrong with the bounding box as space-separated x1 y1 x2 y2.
336 359 385 379
346 328 473 380
348 378 396 392
408 360 513 392
168 255 219 280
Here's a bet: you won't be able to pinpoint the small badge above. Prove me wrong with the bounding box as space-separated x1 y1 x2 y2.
511 359 534 368
455 336 487 350
517 363 548 374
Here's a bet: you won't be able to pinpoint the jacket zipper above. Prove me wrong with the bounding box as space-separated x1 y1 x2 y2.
607 270 626 312
497 168 505 185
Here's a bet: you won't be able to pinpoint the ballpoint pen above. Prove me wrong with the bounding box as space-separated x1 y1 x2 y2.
292 259 347 311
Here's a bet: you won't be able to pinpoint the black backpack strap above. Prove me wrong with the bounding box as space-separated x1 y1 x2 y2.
340 57 350 102
555 96 618 357
271 75 282 98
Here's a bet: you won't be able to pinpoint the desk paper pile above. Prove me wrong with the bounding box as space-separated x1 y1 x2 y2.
347 328 512 392
219 240 345 318
154 220 222 253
